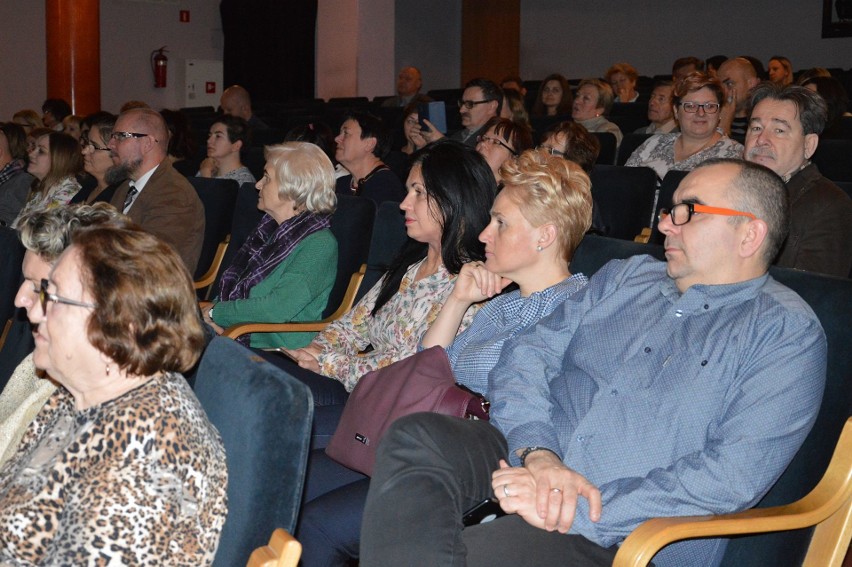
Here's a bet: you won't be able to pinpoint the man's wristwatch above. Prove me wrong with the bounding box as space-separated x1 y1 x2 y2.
519 446 558 466
207 306 214 320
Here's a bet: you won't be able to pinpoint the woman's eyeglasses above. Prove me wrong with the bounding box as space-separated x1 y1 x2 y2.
477 135 517 156
678 102 721 114
39 279 96 312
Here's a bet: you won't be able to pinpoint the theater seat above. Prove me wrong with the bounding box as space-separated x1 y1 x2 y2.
194 337 313 566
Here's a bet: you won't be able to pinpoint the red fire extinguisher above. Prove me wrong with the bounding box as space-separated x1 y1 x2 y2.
151 47 168 88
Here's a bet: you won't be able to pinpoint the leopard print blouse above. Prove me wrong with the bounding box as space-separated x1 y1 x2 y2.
0 372 228 565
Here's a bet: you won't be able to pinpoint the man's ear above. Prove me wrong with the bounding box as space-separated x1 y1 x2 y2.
803 133 819 160
740 218 769 260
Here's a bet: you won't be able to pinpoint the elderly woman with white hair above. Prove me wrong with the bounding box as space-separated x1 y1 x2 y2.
202 141 339 349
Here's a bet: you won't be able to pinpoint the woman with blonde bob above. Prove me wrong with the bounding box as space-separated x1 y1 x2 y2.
298 149 593 566
0 224 227 565
202 141 338 349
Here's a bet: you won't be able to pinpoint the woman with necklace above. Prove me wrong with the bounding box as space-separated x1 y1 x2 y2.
625 72 743 181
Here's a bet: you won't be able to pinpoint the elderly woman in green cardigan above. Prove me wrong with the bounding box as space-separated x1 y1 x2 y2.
202 142 338 348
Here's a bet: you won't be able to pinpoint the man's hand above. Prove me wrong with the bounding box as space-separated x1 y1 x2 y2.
493 451 601 533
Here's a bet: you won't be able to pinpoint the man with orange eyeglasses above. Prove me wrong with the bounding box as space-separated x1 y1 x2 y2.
361 158 827 567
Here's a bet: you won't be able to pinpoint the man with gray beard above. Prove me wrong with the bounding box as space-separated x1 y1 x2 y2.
744 82 852 277
107 108 205 274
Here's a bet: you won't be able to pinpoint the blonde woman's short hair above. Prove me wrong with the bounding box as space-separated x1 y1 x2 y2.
264 142 337 214
499 150 593 262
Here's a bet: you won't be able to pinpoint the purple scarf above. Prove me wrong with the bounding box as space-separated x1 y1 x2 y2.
218 211 332 304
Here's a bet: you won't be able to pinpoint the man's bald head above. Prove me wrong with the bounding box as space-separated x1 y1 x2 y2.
718 58 760 114
221 85 253 121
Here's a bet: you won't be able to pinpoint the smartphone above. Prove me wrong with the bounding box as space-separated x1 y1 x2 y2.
417 102 447 134
270 346 299 363
462 498 506 527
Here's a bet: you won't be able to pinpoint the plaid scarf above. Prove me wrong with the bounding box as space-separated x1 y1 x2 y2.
0 159 25 186
218 211 331 343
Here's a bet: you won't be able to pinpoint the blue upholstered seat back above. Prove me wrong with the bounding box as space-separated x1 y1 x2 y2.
193 336 313 566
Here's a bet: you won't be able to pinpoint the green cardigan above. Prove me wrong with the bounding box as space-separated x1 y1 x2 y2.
211 229 338 349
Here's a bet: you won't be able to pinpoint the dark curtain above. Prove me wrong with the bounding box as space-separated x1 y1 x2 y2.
220 0 317 102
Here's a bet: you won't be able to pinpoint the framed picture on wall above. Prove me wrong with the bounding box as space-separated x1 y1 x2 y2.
823 0 852 37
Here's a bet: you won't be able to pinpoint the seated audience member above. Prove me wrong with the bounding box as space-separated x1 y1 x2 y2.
381 66 431 108
298 151 593 566
40 98 71 131
500 75 527 98
717 57 760 143
11 110 42 135
501 88 531 129
107 108 205 274
768 56 794 86
17 131 82 219
572 79 623 147
0 123 35 226
285 121 337 167
475 117 533 181
626 72 742 180
0 203 124 466
605 63 640 103
221 84 269 130
333 110 405 204
201 142 338 349
705 55 727 78
400 104 426 156
745 83 852 277
537 122 605 232
72 113 122 204
531 74 573 117
538 121 600 174
637 80 678 134
672 56 704 83
360 158 826 567
801 76 851 139
0 223 227 565
418 79 503 147
284 141 496 404
61 114 82 140
160 108 198 175
197 114 256 185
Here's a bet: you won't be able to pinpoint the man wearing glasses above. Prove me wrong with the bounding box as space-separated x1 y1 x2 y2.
745 83 852 278
361 158 826 567
418 78 503 147
108 108 204 274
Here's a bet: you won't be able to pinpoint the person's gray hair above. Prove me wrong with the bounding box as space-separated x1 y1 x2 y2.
695 158 790 266
15 202 126 262
749 82 828 135
264 142 337 214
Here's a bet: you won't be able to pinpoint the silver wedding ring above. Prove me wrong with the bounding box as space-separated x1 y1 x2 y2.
551 488 562 493
503 484 511 497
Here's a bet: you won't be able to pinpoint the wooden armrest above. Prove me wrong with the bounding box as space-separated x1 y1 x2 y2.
633 227 652 244
613 417 852 567
247 528 302 567
222 265 366 340
194 236 231 290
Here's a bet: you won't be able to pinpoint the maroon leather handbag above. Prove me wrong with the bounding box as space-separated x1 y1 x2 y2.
325 346 489 476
